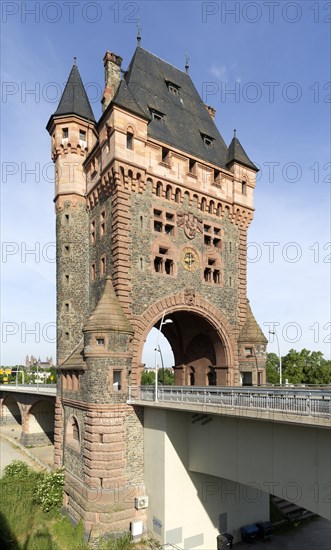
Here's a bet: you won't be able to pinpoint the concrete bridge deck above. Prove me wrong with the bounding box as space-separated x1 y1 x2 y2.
128 386 331 428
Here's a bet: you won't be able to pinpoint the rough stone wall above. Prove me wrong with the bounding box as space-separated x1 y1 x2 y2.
88 194 113 314
130 180 240 324
63 404 85 479
56 199 89 365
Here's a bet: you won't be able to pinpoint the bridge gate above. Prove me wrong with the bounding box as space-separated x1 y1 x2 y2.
46 44 268 542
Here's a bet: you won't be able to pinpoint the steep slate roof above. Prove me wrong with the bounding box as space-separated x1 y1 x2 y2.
84 277 133 333
59 339 86 370
51 63 95 123
113 47 229 168
239 301 268 344
226 134 258 171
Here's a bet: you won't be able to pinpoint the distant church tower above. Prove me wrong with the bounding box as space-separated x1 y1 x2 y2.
47 44 267 539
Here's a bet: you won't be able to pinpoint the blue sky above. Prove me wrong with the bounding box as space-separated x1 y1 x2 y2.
1 0 330 366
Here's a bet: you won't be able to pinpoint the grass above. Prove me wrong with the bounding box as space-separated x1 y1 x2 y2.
0 461 157 550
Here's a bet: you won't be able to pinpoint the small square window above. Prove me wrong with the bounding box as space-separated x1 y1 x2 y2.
154 221 163 232
165 224 174 235
97 338 105 346
154 257 163 273
165 259 174 275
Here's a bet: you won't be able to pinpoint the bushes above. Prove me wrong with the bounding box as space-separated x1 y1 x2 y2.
34 468 65 512
2 460 65 513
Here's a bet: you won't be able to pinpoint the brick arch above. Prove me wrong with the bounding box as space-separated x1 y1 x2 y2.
1 394 22 425
25 399 55 445
131 292 238 383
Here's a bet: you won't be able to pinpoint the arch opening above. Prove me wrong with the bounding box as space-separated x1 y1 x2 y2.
141 310 229 387
1 396 21 425
27 400 55 444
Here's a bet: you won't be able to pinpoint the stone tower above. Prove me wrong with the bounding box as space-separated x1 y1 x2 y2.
47 45 267 539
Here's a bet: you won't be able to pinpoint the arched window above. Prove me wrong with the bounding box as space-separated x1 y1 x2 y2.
189 367 195 386
67 416 80 446
175 188 181 203
156 181 163 197
209 201 215 214
216 203 222 216
201 197 206 212
242 181 247 194
207 367 217 386
166 185 172 200
184 191 190 204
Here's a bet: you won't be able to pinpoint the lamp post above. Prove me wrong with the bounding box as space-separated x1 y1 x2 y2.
269 328 282 385
154 312 173 401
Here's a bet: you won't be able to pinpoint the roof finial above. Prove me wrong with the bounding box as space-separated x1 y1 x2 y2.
185 51 189 74
73 56 77 66
234 128 237 138
137 18 142 46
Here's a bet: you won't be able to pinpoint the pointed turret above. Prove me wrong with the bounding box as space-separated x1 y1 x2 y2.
239 301 268 344
46 60 96 366
84 277 133 334
226 130 258 172
47 61 95 130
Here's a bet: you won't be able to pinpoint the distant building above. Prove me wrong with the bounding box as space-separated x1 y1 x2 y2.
25 355 53 369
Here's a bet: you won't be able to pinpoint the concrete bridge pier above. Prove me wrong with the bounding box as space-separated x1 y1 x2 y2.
0 391 55 448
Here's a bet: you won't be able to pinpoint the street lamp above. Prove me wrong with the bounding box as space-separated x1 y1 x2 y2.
269 328 282 385
154 312 173 401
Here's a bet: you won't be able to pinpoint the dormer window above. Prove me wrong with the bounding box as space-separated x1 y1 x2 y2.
150 109 164 122
201 133 213 147
166 80 180 96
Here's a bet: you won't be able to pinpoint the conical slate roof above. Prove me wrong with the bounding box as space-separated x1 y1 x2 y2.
83 277 133 333
226 133 258 171
239 301 268 343
50 62 95 123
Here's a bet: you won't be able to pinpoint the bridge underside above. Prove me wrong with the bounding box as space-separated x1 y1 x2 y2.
144 408 331 547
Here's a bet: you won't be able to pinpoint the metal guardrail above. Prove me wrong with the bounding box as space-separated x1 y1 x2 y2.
128 386 331 418
0 384 56 395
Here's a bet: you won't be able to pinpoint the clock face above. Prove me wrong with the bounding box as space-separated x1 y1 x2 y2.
181 247 199 272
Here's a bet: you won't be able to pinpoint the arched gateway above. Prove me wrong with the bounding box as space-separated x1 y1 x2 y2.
47 44 267 540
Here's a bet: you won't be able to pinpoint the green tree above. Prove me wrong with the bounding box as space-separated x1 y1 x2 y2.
281 349 331 385
266 352 280 384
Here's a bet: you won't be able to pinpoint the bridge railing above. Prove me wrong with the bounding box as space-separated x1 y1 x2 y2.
128 386 331 418
0 384 56 395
